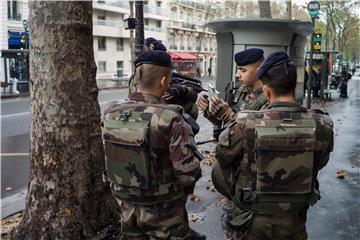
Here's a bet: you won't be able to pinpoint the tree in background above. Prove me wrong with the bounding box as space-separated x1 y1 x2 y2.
12 1 119 239
258 0 272 18
321 1 360 62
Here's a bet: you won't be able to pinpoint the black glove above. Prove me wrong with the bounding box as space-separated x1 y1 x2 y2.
163 84 188 102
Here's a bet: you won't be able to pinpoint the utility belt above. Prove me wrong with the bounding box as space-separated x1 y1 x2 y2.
103 170 184 205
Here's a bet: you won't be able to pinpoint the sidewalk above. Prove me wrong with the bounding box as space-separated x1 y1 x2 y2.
188 77 360 240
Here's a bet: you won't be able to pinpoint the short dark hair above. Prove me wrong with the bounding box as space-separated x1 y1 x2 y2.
261 62 297 96
134 64 171 89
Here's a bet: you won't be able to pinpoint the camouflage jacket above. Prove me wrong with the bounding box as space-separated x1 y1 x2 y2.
104 92 202 204
232 87 268 113
214 101 334 214
204 87 269 126
129 74 199 120
163 84 199 120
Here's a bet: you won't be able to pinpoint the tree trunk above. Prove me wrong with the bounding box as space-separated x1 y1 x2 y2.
286 0 292 20
12 1 119 239
325 9 330 50
258 0 272 18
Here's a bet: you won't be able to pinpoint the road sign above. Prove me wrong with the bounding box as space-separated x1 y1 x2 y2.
308 1 320 18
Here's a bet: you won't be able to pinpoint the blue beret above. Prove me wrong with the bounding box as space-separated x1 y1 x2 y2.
257 52 290 79
145 37 167 51
134 50 172 68
234 48 264 66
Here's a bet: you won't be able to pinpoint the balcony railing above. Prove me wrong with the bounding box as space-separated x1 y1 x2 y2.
144 5 170 17
167 20 208 32
144 25 166 33
94 19 124 28
98 1 129 9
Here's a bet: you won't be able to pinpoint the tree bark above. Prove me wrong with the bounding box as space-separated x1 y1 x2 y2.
286 0 292 20
12 1 119 239
258 0 272 18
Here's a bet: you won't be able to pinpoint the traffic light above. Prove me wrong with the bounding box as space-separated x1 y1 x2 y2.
313 28 321 52
21 34 26 44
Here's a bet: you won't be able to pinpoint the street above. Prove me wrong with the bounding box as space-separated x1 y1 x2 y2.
1 77 360 240
0 88 130 217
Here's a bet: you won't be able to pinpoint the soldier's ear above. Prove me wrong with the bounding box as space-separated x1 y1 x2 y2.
160 75 167 89
263 85 271 100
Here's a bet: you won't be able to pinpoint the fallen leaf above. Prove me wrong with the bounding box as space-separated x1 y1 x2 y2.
190 194 200 202
206 185 216 192
189 213 206 222
336 170 346 179
203 158 215 166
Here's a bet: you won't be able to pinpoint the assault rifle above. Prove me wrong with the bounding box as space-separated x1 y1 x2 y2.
170 72 207 93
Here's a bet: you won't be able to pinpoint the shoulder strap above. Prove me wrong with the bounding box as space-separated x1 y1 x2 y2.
105 102 183 115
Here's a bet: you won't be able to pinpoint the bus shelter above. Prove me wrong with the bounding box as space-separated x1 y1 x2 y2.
206 18 313 101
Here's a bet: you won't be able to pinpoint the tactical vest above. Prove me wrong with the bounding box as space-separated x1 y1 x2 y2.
103 102 185 204
232 107 318 215
233 91 268 112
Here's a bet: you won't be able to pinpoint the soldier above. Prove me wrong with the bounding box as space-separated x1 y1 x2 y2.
103 50 205 239
128 37 167 94
129 37 200 124
212 52 334 240
198 48 268 127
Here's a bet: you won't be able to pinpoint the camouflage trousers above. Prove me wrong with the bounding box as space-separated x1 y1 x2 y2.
117 198 191 240
221 205 308 240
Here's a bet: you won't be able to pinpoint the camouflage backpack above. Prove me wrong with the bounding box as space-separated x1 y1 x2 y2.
102 101 185 204
232 108 318 215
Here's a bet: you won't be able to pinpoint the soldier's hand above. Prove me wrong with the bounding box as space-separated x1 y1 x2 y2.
209 97 234 122
208 96 222 114
163 84 188 102
198 95 209 112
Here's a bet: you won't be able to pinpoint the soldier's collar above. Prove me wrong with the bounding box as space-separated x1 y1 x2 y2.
268 101 302 109
129 92 162 103
254 87 263 95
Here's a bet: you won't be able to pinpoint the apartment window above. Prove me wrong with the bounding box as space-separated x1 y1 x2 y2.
7 0 21 20
156 1 161 7
117 61 124 77
116 38 124 51
98 61 106 72
156 20 161 28
97 11 106 25
144 19 149 26
98 36 106 51
97 11 106 20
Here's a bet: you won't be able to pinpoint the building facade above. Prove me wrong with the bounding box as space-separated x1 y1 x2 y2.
93 0 217 81
1 0 217 91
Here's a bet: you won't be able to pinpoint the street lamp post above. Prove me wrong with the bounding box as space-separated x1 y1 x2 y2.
306 1 320 109
134 1 144 58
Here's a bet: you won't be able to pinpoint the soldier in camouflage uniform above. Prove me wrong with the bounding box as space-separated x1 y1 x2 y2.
212 52 334 240
129 37 200 122
198 49 268 237
103 50 204 240
198 48 268 126
128 37 167 95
